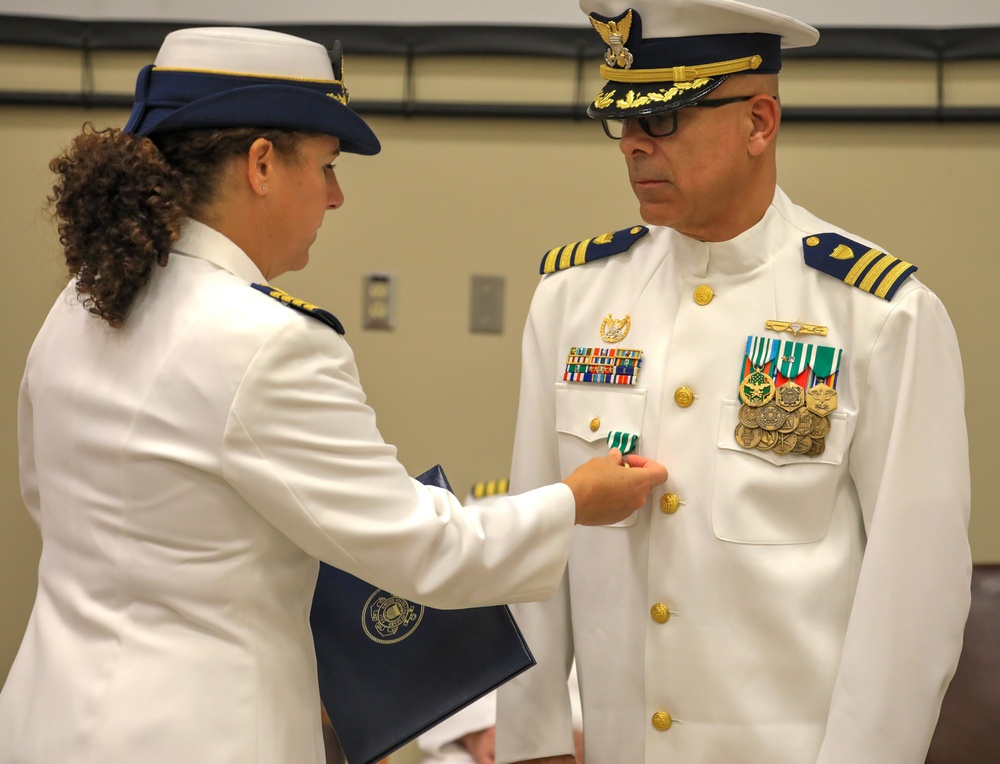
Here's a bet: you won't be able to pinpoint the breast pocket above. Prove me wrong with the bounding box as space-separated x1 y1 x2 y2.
712 399 848 544
555 382 647 527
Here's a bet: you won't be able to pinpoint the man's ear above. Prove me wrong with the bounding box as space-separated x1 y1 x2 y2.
748 95 780 157
247 137 275 196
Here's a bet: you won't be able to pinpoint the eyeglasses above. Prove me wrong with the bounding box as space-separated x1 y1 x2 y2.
601 96 756 140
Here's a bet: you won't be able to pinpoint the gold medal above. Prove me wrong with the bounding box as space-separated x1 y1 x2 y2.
807 438 827 457
811 416 832 439
739 369 775 407
755 402 787 432
777 409 800 434
735 423 762 449
776 381 805 411
773 432 797 455
794 410 815 436
738 404 760 428
792 435 813 454
805 383 838 417
756 430 778 450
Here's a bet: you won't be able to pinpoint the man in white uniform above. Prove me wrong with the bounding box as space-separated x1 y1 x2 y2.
495 1 972 763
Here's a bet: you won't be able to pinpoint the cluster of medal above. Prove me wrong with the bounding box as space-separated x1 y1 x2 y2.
735 369 837 458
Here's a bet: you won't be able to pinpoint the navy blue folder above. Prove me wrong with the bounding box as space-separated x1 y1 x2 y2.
310 465 536 764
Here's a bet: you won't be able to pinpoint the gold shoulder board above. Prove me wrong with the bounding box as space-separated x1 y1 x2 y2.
803 233 916 301
540 225 649 275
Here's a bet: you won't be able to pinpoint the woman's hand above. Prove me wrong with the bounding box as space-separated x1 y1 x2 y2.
563 449 668 526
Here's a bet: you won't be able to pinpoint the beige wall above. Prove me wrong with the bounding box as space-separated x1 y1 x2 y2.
2 45 998 731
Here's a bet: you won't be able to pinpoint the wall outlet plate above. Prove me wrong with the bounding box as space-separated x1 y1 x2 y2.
363 272 395 330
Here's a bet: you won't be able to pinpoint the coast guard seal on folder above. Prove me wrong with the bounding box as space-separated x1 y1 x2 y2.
310 465 536 764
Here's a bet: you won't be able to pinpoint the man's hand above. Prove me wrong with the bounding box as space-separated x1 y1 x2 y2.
510 757 577 764
563 449 668 526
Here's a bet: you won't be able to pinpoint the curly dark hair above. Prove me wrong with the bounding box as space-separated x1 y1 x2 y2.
48 124 301 327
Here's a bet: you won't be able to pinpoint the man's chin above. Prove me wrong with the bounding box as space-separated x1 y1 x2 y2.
290 252 310 273
635 201 678 228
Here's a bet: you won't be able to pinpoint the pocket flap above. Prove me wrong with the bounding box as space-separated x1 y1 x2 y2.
555 383 647 444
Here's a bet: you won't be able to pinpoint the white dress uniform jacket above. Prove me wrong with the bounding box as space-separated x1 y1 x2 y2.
0 220 576 764
495 188 971 764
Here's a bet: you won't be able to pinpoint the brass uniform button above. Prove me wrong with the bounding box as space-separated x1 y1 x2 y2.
806 236 820 247
659 493 680 514
674 387 695 408
652 711 673 731
650 603 670 623
693 285 714 305
589 417 601 432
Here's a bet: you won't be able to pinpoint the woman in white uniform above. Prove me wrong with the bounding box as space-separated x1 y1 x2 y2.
0 27 666 764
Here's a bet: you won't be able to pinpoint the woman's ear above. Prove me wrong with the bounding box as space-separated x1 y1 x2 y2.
748 94 781 157
247 137 275 196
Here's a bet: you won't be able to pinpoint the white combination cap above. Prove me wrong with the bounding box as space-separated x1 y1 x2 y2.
580 0 818 119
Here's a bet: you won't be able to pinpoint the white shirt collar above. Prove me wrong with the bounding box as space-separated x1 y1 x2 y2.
668 187 796 277
171 218 266 284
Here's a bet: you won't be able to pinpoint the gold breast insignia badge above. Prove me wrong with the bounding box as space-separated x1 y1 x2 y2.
600 313 631 343
765 319 828 337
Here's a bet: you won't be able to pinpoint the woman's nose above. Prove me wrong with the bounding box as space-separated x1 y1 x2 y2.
327 174 344 210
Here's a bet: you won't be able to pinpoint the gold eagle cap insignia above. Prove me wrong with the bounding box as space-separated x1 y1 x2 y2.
589 9 634 69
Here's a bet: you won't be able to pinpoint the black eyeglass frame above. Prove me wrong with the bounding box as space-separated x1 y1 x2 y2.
600 95 757 140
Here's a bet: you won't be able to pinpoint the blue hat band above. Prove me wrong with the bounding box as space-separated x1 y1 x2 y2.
125 67 346 134
629 33 782 74
122 65 379 155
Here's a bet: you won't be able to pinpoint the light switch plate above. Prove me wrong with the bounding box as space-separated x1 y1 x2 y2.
470 275 504 334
